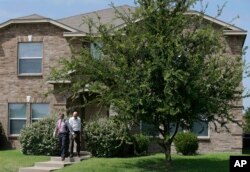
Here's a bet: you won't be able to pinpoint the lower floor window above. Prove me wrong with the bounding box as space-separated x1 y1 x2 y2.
9 104 27 135
191 121 209 137
140 120 159 136
170 121 209 137
140 120 209 137
9 103 50 135
31 104 49 122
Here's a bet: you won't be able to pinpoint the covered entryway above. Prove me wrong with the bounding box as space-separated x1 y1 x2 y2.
66 92 109 150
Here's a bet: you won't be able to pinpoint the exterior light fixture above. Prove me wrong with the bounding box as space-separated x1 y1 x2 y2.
28 35 32 42
26 96 31 102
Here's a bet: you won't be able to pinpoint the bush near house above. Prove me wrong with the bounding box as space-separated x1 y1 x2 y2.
174 132 198 155
20 117 60 156
85 118 150 157
0 122 11 150
85 118 131 157
132 134 150 155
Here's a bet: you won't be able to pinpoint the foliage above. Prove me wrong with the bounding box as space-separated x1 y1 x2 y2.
174 132 198 155
50 0 244 163
0 122 10 150
85 118 130 157
132 134 150 155
20 117 60 156
244 108 250 133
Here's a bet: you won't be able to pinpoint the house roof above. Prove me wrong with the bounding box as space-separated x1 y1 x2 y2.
0 5 247 37
58 5 246 36
0 13 79 32
58 5 136 34
186 11 247 32
16 14 47 20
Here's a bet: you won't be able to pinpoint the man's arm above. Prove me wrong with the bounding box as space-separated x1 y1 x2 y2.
53 120 58 137
67 118 74 135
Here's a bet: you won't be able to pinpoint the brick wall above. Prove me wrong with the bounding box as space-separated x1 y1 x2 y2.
0 23 72 147
147 34 245 154
0 22 245 152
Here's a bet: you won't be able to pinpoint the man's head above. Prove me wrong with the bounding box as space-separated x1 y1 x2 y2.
59 113 64 119
73 111 78 118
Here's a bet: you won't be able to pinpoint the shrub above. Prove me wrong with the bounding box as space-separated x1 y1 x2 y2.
20 117 60 156
85 118 129 157
0 122 11 150
132 134 150 155
174 132 198 155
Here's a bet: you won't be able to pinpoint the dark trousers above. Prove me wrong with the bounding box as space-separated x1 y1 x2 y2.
59 133 69 158
70 131 81 156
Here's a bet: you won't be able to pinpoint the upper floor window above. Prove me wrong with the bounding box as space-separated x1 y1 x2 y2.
18 42 43 75
90 42 103 59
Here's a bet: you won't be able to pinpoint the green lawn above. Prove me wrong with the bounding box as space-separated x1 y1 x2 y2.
57 153 238 172
0 150 247 172
0 150 49 172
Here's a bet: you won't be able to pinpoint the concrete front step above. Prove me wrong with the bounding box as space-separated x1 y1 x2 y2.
80 151 92 156
19 166 60 172
51 154 92 162
35 161 74 168
68 151 92 157
19 151 92 172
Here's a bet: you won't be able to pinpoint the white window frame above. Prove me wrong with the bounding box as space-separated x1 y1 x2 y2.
18 42 43 76
197 122 210 140
9 103 27 136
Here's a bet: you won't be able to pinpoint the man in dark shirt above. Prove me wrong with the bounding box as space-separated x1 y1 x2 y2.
54 113 70 161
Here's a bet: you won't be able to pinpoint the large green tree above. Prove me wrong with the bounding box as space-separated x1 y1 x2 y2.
244 108 250 134
51 0 243 164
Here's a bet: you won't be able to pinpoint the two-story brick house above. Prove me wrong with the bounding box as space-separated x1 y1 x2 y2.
0 5 247 152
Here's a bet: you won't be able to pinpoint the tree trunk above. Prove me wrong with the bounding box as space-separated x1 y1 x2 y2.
164 141 172 166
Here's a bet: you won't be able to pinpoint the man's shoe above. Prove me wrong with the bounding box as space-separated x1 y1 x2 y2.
65 152 70 158
70 154 73 158
61 157 65 161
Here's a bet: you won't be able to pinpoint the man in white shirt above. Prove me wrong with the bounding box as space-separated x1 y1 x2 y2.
68 111 81 157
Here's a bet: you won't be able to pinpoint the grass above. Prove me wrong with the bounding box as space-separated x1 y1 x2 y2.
57 153 240 172
0 150 248 172
0 150 49 172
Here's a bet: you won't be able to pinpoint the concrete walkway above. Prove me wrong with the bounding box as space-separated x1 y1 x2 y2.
19 151 91 172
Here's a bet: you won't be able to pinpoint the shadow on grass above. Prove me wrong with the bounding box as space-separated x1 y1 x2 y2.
123 155 229 172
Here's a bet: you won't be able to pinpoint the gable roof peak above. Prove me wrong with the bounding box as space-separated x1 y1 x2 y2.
0 13 79 32
186 10 246 32
16 14 48 20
